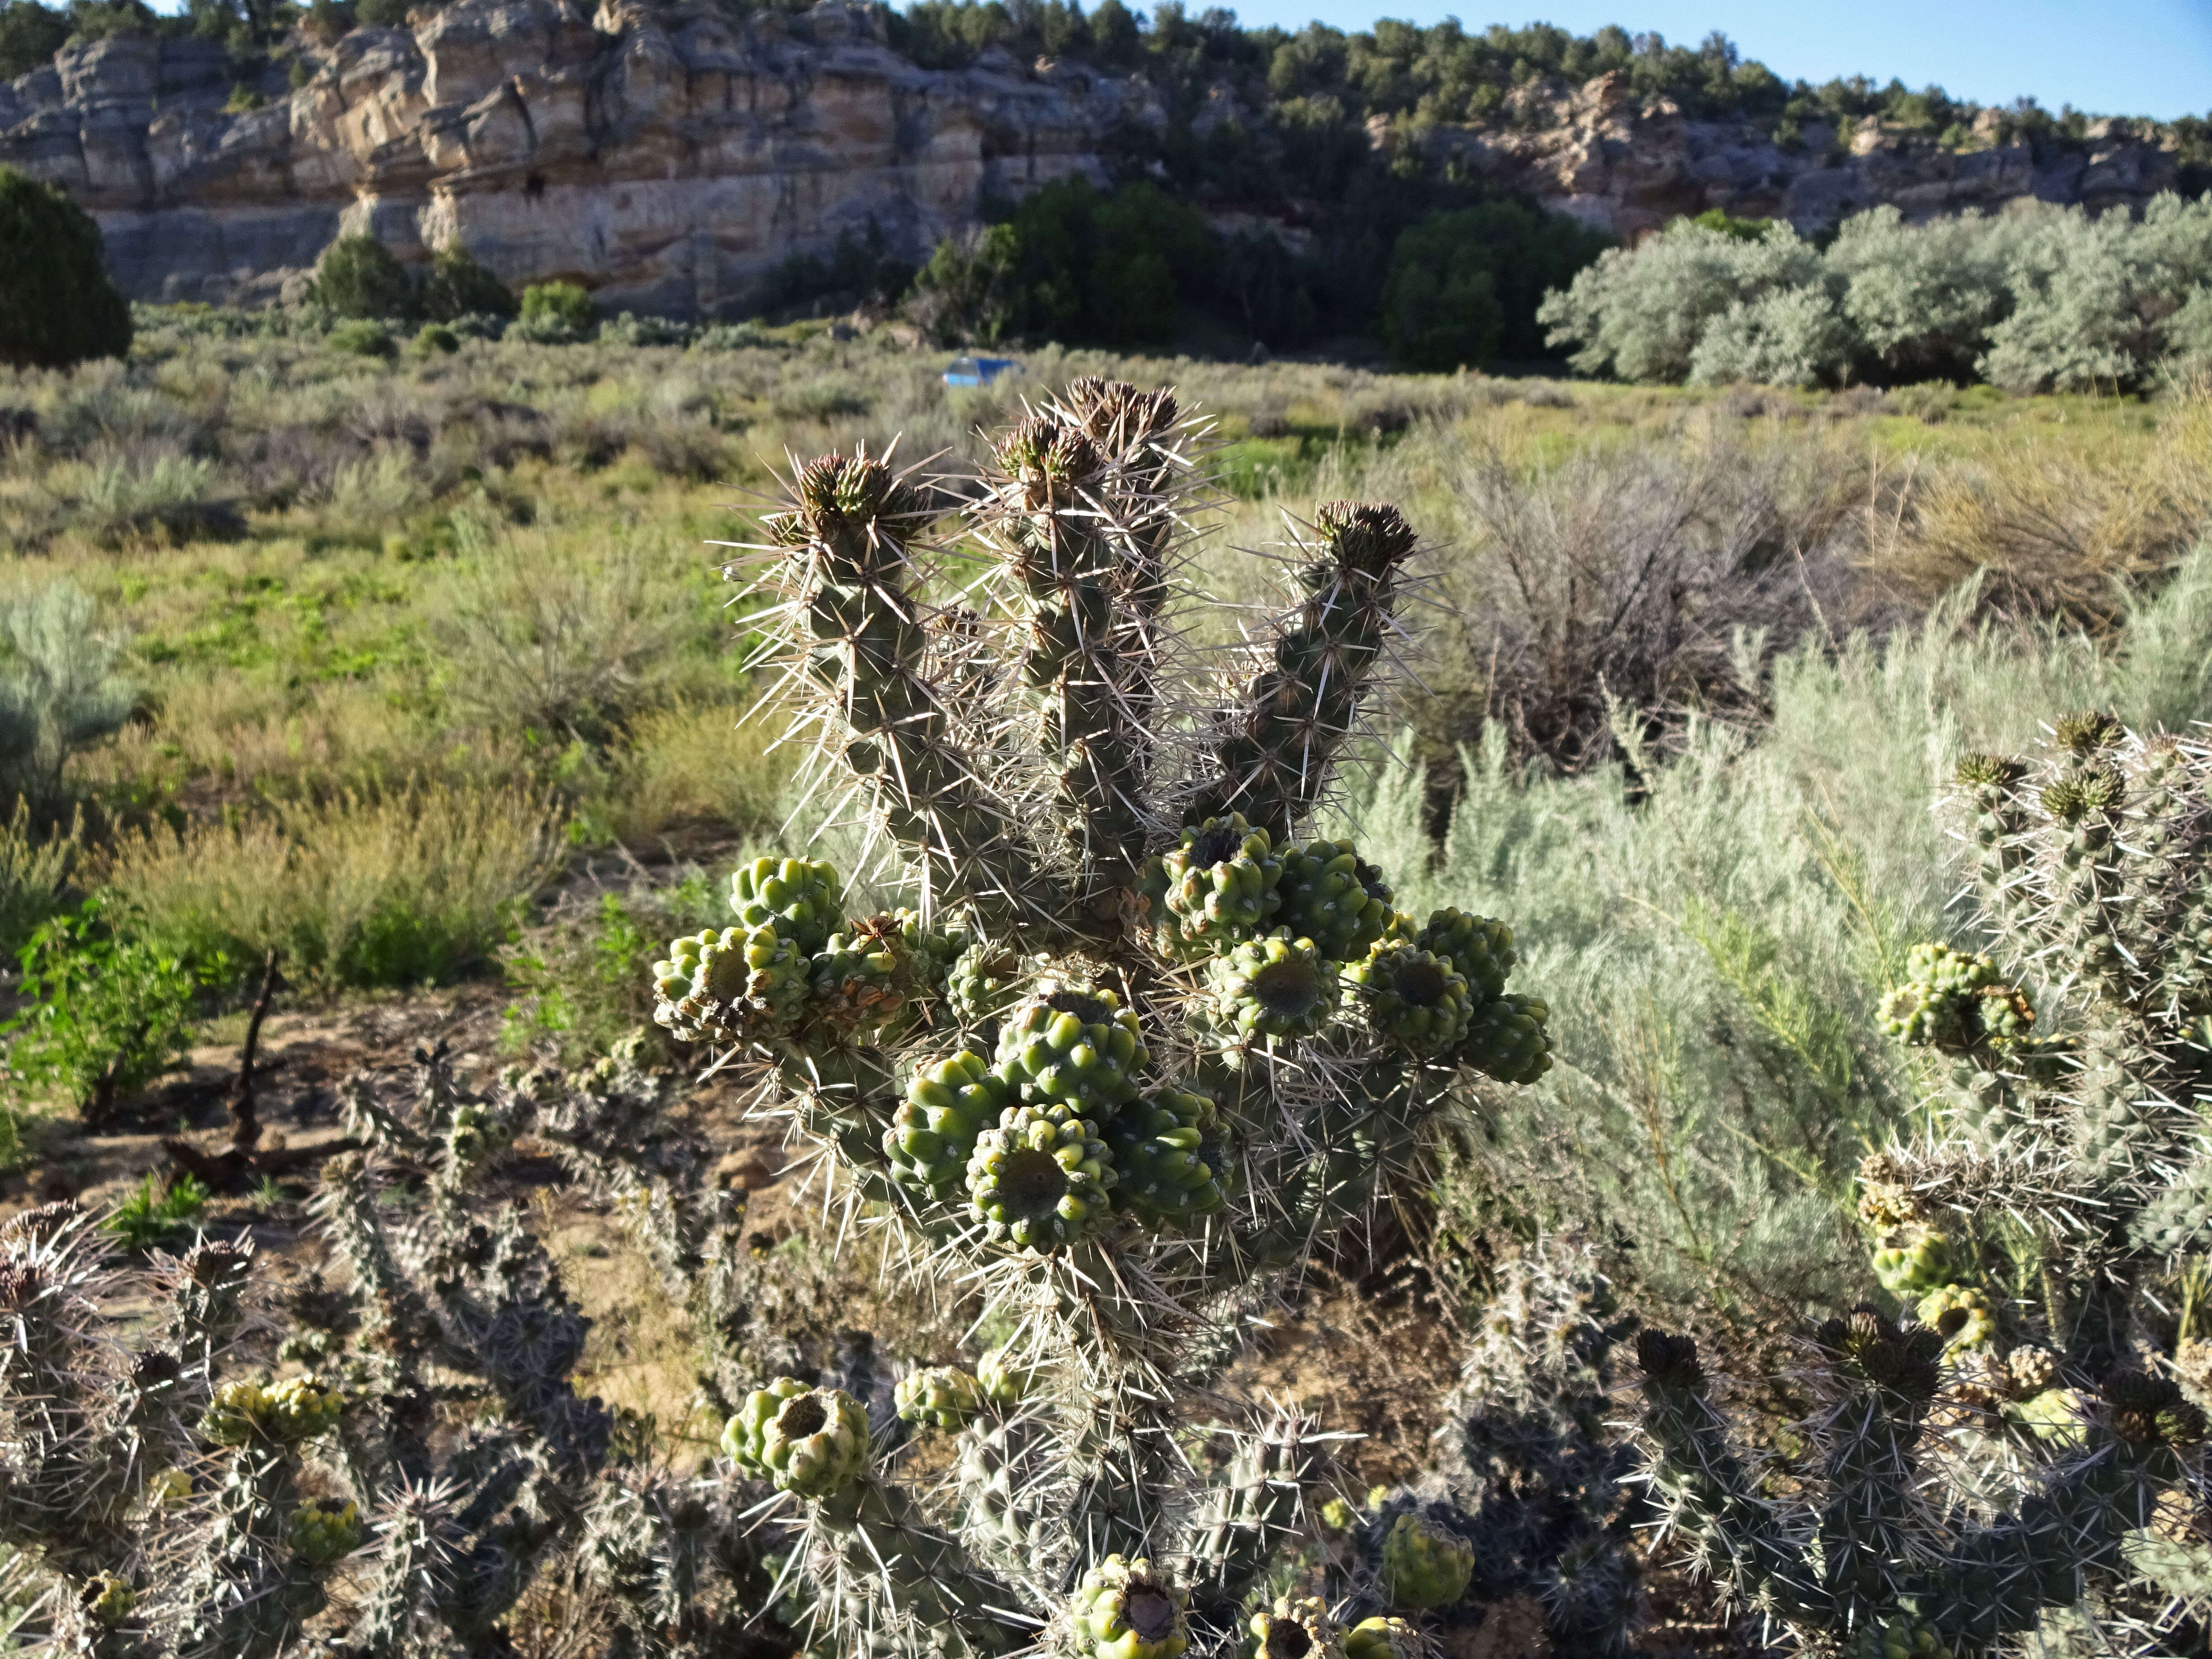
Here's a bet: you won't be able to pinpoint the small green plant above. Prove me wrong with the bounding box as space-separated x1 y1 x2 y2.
3 897 225 1123
102 1171 210 1251
326 319 395 359
510 281 596 343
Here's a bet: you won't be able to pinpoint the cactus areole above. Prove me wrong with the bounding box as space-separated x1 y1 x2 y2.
647 377 1553 1656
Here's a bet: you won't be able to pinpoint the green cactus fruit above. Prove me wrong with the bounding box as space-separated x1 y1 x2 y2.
1416 908 1516 1003
1457 992 1551 1083
289 1497 365 1564
976 1345 1043 1405
1844 1614 1956 1659
1207 933 1340 1042
1917 1283 1997 1354
83 1572 134 1625
1345 1618 1423 1659
1275 839 1391 962
722 1377 872 1498
1250 1596 1347 1659
1070 1554 1190 1659
1344 942 1474 1053
994 984 1148 1115
966 1104 1115 1252
948 944 1027 1032
729 855 841 955
1379 1510 1475 1609
1879 942 2033 1050
2007 1387 2083 1445
653 923 809 1044
203 1376 343 1445
806 914 919 1040
1148 815 1284 958
1105 1084 1229 1227
1871 1226 1957 1297
149 1467 191 1509
894 1365 983 1431
884 1049 1015 1201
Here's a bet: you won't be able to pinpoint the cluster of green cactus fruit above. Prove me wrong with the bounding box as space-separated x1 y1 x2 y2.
641 379 1563 1658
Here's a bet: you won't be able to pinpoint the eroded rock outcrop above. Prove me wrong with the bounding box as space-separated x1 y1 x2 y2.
0 0 1146 311
0 6 2191 313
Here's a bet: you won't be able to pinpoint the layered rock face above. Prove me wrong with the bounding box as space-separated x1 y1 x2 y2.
0 5 2193 314
1427 70 2192 241
0 0 1143 312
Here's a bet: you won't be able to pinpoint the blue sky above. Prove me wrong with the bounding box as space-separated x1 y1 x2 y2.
1217 0 2212 121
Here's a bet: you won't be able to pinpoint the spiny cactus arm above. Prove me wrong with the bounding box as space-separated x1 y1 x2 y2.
1189 501 1421 842
981 390 1197 900
1933 1378 2200 1650
311 1152 436 1356
759 449 1044 927
811 1474 1036 1654
1631 1332 1828 1623
1184 1405 1329 1605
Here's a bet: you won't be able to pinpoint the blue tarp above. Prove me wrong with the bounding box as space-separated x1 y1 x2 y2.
943 356 1021 386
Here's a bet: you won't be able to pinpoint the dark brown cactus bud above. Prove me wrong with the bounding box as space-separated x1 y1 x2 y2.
183 1241 250 1287
1954 752 2025 788
2053 710 2123 756
131 1350 183 1389
1636 1329 1704 1388
1812 1305 1942 1402
0 1199 85 1246
2101 1368 2207 1448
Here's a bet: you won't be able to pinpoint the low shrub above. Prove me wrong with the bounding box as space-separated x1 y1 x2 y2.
100 783 562 989
0 582 134 806
327 319 396 358
409 322 460 356
2 897 223 1121
511 281 598 343
310 235 414 321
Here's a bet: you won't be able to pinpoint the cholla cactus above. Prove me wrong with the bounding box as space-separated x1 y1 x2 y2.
1626 717 2212 1653
0 1039 788 1659
638 379 1555 1654
1350 1235 1641 1653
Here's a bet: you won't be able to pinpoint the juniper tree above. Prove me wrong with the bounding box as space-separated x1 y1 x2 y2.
643 378 1557 1655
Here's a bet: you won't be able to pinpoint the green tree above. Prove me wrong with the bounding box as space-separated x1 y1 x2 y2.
0 167 132 370
1380 201 1610 370
310 234 414 319
0 0 69 77
996 180 1208 348
417 243 516 320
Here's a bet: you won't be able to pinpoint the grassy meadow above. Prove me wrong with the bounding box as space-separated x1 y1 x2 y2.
4 304 2212 1393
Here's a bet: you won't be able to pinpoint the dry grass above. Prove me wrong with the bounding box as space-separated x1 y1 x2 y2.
97 781 563 986
1860 381 2212 625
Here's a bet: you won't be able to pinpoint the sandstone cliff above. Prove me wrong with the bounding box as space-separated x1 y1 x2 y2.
0 2 2194 314
0 0 1146 312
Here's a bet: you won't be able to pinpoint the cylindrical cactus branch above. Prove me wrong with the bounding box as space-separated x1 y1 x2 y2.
1189 501 1421 842
975 380 1203 906
759 449 1041 924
